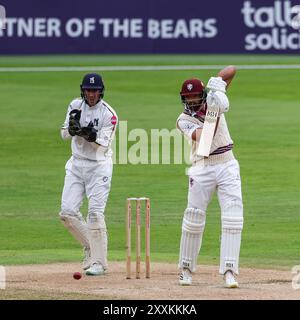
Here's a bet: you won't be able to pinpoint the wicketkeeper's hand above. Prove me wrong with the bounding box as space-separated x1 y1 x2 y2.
68 109 82 136
206 91 229 114
207 76 227 93
80 122 98 142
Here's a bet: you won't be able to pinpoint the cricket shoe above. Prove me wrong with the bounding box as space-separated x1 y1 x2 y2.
179 268 192 286
85 263 105 276
82 247 91 270
224 271 239 288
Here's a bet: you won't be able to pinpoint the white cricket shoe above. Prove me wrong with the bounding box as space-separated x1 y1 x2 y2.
85 263 105 276
224 271 239 288
82 247 91 270
179 268 192 286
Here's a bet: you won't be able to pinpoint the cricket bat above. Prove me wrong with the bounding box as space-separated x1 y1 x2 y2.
196 103 219 157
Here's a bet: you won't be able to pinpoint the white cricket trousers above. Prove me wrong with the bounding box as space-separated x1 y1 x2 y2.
61 156 113 220
179 159 244 274
188 159 243 212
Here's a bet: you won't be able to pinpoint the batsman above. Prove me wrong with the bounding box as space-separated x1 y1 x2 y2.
176 66 243 288
59 73 118 276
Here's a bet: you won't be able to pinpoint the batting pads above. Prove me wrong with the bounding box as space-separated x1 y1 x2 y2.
179 208 206 272
60 212 90 248
88 213 108 269
220 202 243 275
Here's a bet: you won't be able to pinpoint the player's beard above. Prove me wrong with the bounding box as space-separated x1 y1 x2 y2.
185 100 205 112
184 101 206 119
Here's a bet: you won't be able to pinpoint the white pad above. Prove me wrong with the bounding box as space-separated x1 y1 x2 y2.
60 212 89 248
206 76 227 93
179 208 206 272
207 91 229 114
219 202 243 275
88 213 108 269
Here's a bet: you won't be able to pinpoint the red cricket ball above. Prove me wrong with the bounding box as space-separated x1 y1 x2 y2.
73 272 82 280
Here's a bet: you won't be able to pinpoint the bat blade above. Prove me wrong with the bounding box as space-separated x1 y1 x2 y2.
196 105 219 157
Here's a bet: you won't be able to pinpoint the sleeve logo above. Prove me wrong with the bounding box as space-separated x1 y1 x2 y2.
111 115 117 125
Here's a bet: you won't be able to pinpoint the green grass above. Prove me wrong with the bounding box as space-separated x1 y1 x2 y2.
0 55 300 270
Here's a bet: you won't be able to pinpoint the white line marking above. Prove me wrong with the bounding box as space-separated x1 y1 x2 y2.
0 64 300 72
0 266 6 290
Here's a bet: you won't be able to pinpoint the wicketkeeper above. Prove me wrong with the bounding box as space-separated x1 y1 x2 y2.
59 73 118 276
176 66 243 288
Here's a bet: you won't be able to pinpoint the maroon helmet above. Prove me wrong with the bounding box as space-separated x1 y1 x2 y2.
180 78 207 116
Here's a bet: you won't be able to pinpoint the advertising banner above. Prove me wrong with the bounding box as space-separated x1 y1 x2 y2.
0 0 300 54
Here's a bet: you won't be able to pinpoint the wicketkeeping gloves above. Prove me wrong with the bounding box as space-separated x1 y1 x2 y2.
80 122 98 142
68 110 98 142
68 109 82 136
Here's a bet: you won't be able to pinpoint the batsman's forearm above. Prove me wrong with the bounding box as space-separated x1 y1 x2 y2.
191 128 203 142
218 65 236 88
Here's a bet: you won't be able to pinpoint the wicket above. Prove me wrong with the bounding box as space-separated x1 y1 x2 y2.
126 197 150 279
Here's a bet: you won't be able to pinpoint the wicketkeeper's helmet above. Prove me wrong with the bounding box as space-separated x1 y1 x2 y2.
80 73 105 101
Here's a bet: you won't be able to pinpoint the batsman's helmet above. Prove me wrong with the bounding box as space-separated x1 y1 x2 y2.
180 78 207 115
80 73 105 101
180 78 206 102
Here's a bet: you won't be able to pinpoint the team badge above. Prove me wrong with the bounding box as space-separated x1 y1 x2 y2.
103 176 108 182
187 83 193 91
89 77 95 84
